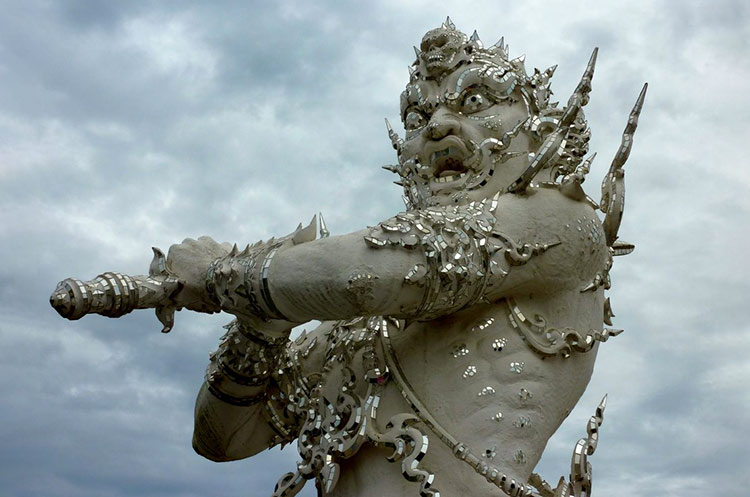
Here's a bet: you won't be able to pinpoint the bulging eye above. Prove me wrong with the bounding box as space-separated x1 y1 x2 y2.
460 89 492 114
404 109 427 130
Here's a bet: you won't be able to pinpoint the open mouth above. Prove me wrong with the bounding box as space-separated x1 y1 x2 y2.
431 147 469 183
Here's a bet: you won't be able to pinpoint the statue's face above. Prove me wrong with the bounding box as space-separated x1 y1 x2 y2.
400 61 533 206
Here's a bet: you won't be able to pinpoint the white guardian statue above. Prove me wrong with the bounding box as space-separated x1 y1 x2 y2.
51 18 647 497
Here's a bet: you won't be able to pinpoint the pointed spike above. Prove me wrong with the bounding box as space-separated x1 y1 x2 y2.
149 247 167 276
382 164 399 173
393 180 405 187
408 65 415 76
240 244 251 256
384 117 393 133
577 152 597 177
295 222 303 231
599 394 608 411
470 30 480 41
292 215 318 245
318 212 330 238
632 82 648 117
413 45 421 58
230 243 238 256
445 16 455 29
560 47 599 127
547 64 558 77
603 297 614 325
511 54 526 64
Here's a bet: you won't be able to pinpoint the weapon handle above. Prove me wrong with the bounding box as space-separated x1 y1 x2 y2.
50 248 183 332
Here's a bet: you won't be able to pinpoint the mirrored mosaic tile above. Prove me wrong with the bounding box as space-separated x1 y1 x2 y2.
451 343 469 358
463 365 477 378
492 338 507 352
478 386 496 396
513 449 527 464
514 415 531 428
510 361 525 373
518 388 532 401
472 317 495 331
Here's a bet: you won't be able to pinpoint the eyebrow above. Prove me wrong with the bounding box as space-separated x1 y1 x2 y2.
454 67 483 95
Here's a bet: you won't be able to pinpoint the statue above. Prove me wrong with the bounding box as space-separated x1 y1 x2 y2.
50 18 646 497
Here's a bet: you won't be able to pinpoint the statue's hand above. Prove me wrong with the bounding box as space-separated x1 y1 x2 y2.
166 236 301 338
167 236 230 313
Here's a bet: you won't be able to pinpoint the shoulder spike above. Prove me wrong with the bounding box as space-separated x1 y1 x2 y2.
507 128 566 193
600 83 648 245
560 47 598 127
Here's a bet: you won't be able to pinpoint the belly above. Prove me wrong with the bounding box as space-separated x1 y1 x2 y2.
353 300 596 494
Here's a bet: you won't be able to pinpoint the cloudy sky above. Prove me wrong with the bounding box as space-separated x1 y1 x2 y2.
1 0 748 496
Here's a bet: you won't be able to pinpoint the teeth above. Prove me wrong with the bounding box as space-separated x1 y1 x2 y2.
434 172 467 183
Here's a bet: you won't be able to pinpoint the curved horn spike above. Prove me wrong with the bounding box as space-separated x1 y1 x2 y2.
560 47 599 128
546 64 558 77
607 83 648 180
600 83 648 245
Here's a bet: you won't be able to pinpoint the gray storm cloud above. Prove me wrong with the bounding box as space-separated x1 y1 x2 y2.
1 1 748 496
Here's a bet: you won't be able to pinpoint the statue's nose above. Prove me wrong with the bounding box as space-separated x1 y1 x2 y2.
425 111 460 140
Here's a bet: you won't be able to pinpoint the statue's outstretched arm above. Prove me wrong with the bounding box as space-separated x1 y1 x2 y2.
200 189 585 328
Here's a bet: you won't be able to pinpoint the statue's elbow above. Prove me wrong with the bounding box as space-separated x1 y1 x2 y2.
192 431 233 462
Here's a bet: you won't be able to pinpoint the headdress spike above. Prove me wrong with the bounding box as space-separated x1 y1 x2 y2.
444 16 455 30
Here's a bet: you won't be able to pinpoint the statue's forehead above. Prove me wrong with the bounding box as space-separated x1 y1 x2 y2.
401 60 517 113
